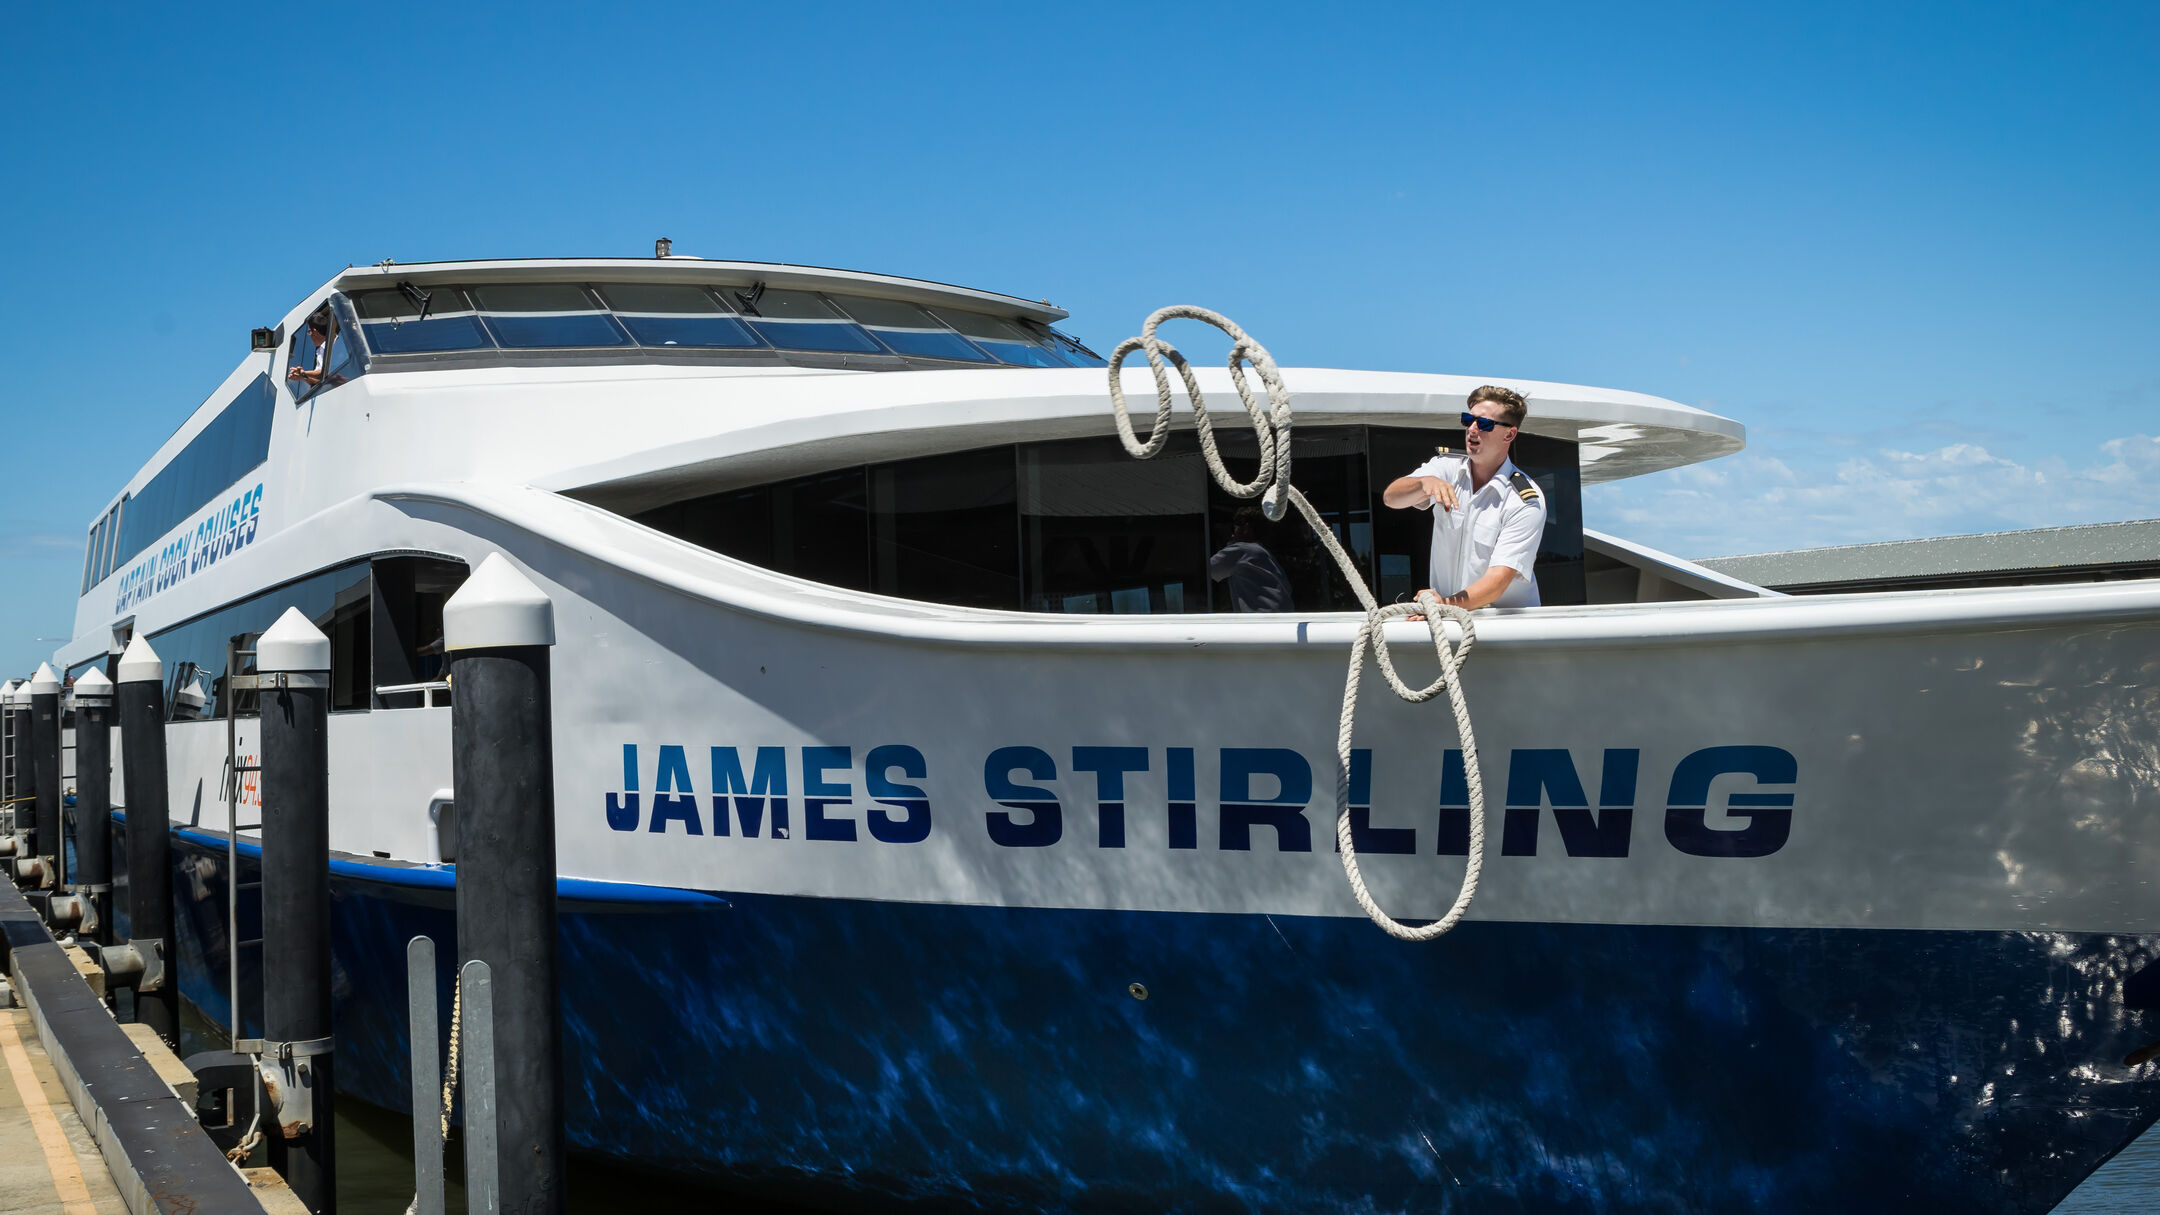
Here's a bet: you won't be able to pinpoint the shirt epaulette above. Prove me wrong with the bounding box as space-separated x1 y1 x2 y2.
1507 470 1540 503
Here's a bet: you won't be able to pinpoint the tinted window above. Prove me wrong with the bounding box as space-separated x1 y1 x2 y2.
931 309 1072 367
871 448 1019 608
81 516 105 594
1206 428 1372 612
594 283 764 349
353 286 493 354
147 562 372 721
633 427 1586 613
732 289 884 354
1022 436 1208 613
472 284 633 349
1043 326 1107 367
829 294 992 363
111 375 275 575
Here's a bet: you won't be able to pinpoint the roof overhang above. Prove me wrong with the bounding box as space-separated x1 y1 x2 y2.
330 258 1071 324
534 364 1745 516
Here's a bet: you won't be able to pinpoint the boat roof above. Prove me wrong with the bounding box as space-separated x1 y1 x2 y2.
330 257 1072 324
548 363 1746 514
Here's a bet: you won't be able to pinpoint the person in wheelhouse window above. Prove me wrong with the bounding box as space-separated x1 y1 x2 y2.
286 305 347 392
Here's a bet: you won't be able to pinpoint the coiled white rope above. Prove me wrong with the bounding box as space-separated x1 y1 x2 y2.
1108 306 1488 940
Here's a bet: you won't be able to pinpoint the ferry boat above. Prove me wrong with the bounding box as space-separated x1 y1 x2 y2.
35 254 2160 1213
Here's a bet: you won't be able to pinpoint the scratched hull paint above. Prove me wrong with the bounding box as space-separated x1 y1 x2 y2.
115 827 2160 1215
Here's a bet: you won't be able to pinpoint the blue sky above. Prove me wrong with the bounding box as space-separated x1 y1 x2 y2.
0 2 2153 673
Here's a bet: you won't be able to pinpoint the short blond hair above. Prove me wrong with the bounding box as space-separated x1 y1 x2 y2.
1466 385 1528 427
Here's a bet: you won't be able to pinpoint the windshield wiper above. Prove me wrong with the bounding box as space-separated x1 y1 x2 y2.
395 280 434 329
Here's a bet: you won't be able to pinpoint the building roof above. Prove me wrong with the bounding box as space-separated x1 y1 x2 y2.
1698 519 2160 591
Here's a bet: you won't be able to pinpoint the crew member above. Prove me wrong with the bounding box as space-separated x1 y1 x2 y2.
1381 385 1546 609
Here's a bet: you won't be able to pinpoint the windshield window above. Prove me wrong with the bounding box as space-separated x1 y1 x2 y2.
353 286 492 354
828 294 993 363
472 284 633 349
731 288 884 354
349 280 1094 369
932 308 1072 367
594 283 764 349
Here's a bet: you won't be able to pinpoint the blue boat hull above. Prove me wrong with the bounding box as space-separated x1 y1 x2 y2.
115 819 2160 1214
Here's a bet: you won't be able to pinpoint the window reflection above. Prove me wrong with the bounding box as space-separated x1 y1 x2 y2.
731 288 884 354
629 426 1586 613
352 286 492 354
871 448 1019 608
147 562 374 720
829 294 992 363
930 308 1072 367
110 376 273 576
1020 437 1206 613
1209 507 1293 612
472 284 633 349
593 284 763 349
1204 428 1373 612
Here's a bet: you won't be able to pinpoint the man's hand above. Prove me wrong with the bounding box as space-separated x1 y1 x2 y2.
1383 474 1458 510
1405 567 1520 618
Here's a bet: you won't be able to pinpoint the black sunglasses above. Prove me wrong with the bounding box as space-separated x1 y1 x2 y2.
1460 412 1515 432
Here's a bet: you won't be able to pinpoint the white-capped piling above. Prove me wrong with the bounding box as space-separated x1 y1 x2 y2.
64 668 114 942
115 636 178 1041
445 553 566 1215
256 608 337 1215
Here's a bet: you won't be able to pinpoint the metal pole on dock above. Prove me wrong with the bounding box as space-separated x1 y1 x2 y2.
28 664 61 890
445 554 565 1215
1 680 21 854
116 637 177 1041
256 607 336 1215
66 669 114 943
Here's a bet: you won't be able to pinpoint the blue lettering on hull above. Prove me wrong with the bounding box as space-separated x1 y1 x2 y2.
602 743 1801 859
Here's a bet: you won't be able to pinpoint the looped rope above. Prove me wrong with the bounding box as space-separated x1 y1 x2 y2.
1107 306 1487 940
1108 305 1295 521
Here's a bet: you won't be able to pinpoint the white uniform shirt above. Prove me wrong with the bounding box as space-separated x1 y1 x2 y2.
1404 453 1547 608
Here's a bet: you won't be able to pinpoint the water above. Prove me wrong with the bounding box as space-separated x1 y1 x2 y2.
2054 1120 2160 1213
177 1003 751 1214
171 1000 2159 1212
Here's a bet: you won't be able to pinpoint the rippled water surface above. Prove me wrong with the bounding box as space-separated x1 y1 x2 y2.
2055 1120 2160 1213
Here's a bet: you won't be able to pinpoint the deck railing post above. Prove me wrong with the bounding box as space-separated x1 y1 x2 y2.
257 607 337 1215
28 664 62 891
445 553 564 1215
68 669 114 944
116 637 178 1041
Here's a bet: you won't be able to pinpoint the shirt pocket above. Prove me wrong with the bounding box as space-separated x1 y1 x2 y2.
1471 509 1504 561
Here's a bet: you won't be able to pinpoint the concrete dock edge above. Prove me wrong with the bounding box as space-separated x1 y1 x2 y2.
0 874 277 1215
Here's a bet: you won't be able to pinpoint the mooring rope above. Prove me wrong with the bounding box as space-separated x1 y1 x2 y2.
441 978 462 1140
1106 306 1488 940
405 977 463 1215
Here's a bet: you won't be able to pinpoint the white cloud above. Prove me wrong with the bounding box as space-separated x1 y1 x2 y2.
1588 434 2160 558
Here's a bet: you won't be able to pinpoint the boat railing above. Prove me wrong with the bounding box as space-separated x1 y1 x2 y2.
375 680 452 709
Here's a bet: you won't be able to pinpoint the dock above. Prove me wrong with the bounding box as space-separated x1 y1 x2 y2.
0 874 301 1215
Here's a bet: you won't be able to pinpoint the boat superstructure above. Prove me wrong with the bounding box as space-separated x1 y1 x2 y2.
37 256 2160 1213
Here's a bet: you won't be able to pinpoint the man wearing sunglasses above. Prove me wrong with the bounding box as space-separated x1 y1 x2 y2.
1381 385 1547 609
